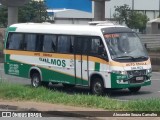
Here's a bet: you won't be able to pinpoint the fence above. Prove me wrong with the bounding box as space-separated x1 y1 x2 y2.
139 34 160 71
139 34 160 50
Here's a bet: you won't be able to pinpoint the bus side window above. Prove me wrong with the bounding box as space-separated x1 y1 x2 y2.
89 37 107 58
70 36 74 53
24 34 36 51
57 35 71 53
74 36 90 55
7 33 23 50
43 35 56 52
36 35 43 52
90 37 100 54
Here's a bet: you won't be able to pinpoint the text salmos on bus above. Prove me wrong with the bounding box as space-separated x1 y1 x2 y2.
4 22 152 95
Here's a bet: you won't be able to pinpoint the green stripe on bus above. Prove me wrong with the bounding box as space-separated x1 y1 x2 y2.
95 62 100 72
4 55 89 86
7 27 17 32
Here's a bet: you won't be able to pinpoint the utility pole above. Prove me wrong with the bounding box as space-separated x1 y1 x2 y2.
92 0 111 21
132 0 134 11
159 0 160 17
0 0 30 26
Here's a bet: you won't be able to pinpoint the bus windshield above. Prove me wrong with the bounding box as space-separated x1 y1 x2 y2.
104 33 148 60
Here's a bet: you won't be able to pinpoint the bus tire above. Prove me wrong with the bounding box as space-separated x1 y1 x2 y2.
62 83 75 88
128 86 141 93
91 77 104 96
31 73 41 88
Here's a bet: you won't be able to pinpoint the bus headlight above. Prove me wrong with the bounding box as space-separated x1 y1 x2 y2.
112 70 127 75
147 68 152 74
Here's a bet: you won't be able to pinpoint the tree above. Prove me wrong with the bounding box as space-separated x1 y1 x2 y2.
128 11 149 32
0 0 49 27
18 0 49 23
113 4 149 32
113 4 130 25
0 5 7 27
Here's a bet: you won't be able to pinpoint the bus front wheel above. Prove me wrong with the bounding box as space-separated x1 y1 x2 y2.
31 73 41 88
128 86 141 93
91 78 104 96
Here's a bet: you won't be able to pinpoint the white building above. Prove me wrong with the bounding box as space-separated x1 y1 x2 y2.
47 9 93 24
45 0 159 24
105 0 160 20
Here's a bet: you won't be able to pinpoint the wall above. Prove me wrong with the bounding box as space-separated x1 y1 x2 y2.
53 18 92 24
105 0 159 20
139 34 160 49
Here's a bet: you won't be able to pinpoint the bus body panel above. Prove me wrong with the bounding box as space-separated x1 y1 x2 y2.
4 23 152 90
4 50 111 87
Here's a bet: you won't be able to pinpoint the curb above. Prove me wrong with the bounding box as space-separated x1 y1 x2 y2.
0 104 100 119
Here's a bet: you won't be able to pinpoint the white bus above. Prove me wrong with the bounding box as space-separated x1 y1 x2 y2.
4 22 152 95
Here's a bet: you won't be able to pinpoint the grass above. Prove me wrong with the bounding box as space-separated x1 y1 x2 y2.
0 81 160 111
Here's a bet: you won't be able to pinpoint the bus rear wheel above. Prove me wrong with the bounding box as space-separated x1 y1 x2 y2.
128 86 141 93
31 73 41 88
91 77 104 96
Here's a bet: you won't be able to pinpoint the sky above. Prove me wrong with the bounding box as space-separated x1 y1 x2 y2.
45 0 92 12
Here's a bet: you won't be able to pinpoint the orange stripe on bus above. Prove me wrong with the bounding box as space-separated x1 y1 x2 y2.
4 50 109 64
110 59 151 67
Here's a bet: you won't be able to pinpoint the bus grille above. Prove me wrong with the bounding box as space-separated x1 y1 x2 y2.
127 70 146 77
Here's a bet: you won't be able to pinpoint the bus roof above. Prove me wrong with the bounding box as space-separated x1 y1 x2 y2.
8 23 128 36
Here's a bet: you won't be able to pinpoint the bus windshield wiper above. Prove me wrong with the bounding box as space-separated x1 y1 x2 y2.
114 56 135 60
134 56 148 59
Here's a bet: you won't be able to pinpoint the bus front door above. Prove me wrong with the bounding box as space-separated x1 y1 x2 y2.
74 37 89 86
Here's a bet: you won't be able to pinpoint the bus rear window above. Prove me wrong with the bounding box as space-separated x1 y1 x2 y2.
7 33 23 50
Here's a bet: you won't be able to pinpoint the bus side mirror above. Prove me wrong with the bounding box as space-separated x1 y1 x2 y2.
144 43 147 49
144 43 149 51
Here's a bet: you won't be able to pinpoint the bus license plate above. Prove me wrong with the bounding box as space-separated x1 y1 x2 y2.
136 77 144 81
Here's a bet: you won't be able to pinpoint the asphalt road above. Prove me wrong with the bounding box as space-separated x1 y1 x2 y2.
0 63 159 101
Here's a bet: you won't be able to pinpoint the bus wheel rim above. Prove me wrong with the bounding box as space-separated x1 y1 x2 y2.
94 82 102 93
33 77 39 87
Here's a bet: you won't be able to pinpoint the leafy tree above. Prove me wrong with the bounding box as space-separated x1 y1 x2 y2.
128 11 149 32
0 0 49 27
0 5 7 27
18 0 49 23
113 4 130 25
113 4 149 32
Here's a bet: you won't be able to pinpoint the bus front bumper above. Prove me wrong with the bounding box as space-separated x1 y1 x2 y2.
110 73 151 89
